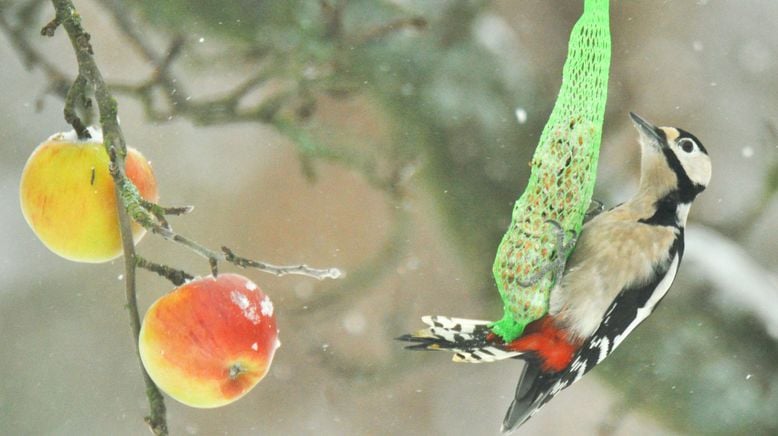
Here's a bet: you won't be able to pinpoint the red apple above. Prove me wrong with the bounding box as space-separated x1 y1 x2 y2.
139 274 280 408
19 129 158 263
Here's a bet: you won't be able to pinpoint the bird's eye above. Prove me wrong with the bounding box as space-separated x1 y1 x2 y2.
679 139 695 153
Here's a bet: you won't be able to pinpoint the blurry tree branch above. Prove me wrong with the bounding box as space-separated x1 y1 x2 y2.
686 225 778 338
0 3 70 99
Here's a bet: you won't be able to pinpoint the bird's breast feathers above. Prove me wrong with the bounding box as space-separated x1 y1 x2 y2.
549 209 680 340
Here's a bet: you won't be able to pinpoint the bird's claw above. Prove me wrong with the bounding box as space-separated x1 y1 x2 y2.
584 199 605 223
518 219 578 287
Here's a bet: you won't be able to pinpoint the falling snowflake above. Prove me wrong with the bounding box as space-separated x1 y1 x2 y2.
515 107 528 124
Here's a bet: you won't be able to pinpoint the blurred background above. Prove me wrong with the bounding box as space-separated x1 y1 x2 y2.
1 0 777 434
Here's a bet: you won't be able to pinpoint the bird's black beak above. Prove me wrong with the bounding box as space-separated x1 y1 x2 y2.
629 112 665 148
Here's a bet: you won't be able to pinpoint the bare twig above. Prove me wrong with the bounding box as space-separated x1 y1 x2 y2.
222 247 342 280
95 0 188 110
136 256 194 286
39 16 59 36
0 7 70 98
137 198 193 231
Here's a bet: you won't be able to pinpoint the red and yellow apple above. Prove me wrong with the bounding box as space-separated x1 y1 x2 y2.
139 273 280 408
19 130 158 263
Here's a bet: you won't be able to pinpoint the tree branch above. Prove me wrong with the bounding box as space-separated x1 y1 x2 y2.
46 0 168 433
0 5 70 99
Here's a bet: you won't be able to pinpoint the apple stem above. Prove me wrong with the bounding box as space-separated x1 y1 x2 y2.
46 1 169 435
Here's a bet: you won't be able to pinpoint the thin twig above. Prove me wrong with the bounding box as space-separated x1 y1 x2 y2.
222 247 342 280
0 7 70 98
96 0 188 109
136 256 194 286
137 198 193 230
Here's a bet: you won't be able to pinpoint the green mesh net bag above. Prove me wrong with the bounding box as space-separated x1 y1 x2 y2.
491 0 611 342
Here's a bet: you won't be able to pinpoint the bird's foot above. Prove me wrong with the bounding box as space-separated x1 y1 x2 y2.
518 220 578 287
584 199 605 223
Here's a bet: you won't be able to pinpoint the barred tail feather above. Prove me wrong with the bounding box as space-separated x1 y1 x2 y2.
397 315 524 363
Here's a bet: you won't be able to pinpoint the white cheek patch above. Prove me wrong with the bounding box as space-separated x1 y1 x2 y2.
678 150 712 188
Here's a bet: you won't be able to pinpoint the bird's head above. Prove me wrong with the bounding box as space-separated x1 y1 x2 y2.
629 112 712 203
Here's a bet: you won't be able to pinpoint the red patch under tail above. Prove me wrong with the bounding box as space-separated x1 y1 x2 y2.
503 316 580 373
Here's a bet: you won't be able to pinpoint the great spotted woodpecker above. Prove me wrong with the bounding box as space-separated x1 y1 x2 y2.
399 112 712 432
